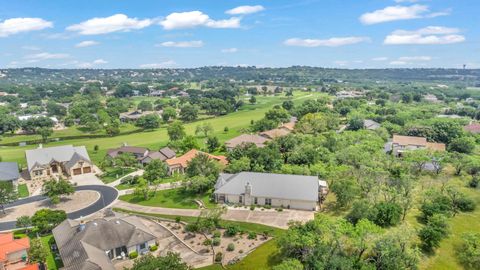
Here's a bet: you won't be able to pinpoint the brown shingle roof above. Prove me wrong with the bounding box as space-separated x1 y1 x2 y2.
260 128 291 139
426 142 446 151
107 146 148 158
392 135 427 146
225 134 270 148
166 149 228 168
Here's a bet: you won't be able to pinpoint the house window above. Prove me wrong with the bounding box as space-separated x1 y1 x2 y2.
265 198 272 206
254 197 258 204
140 243 146 250
239 196 243 203
34 170 42 176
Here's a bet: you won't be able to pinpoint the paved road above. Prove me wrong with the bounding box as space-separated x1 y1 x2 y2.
0 185 118 231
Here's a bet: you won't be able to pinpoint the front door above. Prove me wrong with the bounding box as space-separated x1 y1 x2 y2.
51 164 58 173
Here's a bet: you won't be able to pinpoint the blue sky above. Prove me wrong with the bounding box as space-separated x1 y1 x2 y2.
0 0 478 69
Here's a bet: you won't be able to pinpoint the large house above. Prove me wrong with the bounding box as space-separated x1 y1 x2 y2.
25 145 94 181
214 172 327 211
0 232 36 270
52 216 157 270
0 162 20 189
107 146 176 165
119 111 160 122
165 149 228 175
225 134 270 150
387 135 446 156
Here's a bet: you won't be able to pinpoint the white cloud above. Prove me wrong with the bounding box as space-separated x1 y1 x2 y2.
389 55 432 65
226 5 265 15
93 59 108 64
333 60 349 66
384 26 465 45
67 14 153 35
359 5 448 25
140 60 177 68
75 40 99 48
76 58 108 68
159 40 204 48
221 48 238 53
284 36 370 47
0 18 53 37
159 11 240 30
24 52 70 62
372 57 389 61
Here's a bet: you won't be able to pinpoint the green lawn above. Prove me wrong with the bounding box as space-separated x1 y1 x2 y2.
115 176 180 190
13 231 63 270
17 183 29 198
119 188 216 209
0 91 324 167
99 167 136 183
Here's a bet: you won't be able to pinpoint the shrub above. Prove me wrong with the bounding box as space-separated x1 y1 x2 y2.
457 197 476 212
212 237 221 246
129 251 138 259
248 232 257 240
457 233 480 269
276 208 283 212
224 225 240 237
215 252 223 262
213 231 221 238
239 250 244 254
250 205 255 211
469 177 479 188
419 214 449 252
175 216 181 223
370 201 402 227
149 245 158 251
203 239 212 246
264 205 271 209
185 223 198 232
227 243 235 251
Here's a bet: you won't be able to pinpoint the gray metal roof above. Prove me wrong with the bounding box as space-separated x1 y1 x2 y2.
25 145 91 171
52 216 156 270
0 162 20 181
214 172 320 202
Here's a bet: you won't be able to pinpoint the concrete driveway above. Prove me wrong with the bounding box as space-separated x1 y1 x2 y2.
114 201 314 229
71 173 104 186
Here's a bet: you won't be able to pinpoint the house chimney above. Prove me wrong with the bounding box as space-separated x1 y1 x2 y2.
245 182 252 196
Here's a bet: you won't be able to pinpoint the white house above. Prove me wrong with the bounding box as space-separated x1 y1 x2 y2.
214 172 327 211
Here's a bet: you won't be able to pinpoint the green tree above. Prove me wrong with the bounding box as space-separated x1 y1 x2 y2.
448 136 476 154
179 104 198 122
206 136 220 152
195 122 214 137
134 178 151 200
0 182 17 214
249 95 256 104
162 106 177 122
370 201 402 227
419 214 449 252
28 238 49 265
272 259 304 270
186 153 220 179
42 178 75 204
225 156 251 173
16 215 32 233
128 252 190 270
38 127 53 143
136 114 160 130
167 121 186 141
143 159 168 183
137 100 153 111
31 209 67 233
457 233 480 270
331 177 360 208
347 116 364 131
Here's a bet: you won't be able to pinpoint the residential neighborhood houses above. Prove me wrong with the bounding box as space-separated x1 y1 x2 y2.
165 149 228 174
0 162 20 189
386 135 446 157
0 232 35 270
107 145 176 165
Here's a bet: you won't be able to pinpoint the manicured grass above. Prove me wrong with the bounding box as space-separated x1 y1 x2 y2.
113 208 284 269
99 167 136 183
119 188 216 209
0 91 325 166
17 183 29 198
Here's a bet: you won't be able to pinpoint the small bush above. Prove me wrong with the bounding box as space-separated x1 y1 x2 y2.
149 245 158 251
129 251 138 259
212 237 221 246
457 197 476 212
213 231 221 238
224 225 240 237
264 205 271 209
250 205 255 211
239 249 244 254
175 216 181 223
227 243 235 252
215 252 223 262
469 177 479 188
276 208 283 212
248 232 257 239
203 239 212 246
185 223 198 232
